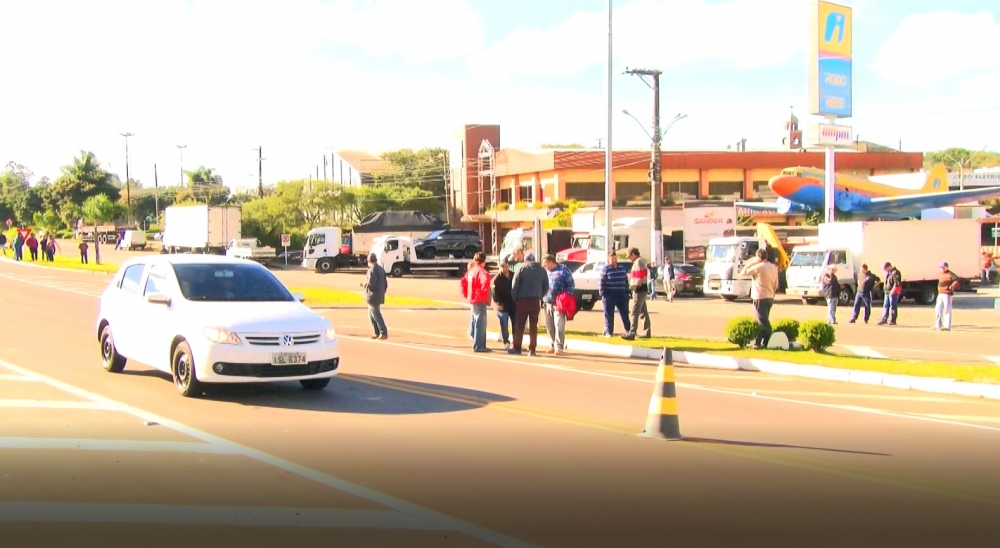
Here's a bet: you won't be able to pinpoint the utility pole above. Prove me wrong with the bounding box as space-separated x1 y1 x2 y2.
153 163 159 224
443 152 452 226
176 145 187 187
323 155 328 181
120 132 134 224
624 68 663 266
257 146 264 197
604 0 613 258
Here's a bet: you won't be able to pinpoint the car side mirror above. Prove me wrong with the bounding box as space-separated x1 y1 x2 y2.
292 292 306 303
146 293 171 305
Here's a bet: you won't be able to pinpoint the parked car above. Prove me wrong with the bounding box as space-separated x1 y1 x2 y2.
571 259 633 311
95 255 340 398
413 229 483 259
664 263 705 297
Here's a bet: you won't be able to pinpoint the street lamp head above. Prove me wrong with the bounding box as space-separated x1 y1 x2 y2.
622 109 631 115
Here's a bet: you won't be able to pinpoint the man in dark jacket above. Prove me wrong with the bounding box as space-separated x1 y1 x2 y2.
361 253 388 339
878 262 902 325
820 265 840 324
509 253 549 356
493 260 517 350
849 264 878 324
598 252 630 337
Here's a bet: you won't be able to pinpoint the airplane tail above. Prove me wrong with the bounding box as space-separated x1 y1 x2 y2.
921 164 949 193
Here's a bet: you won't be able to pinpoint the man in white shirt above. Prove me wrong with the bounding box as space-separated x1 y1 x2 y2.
739 248 780 349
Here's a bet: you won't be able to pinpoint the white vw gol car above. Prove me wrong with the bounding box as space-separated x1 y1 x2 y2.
95 255 340 397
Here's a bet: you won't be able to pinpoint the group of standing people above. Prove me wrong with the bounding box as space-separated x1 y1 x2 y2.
0 227 58 262
596 248 653 340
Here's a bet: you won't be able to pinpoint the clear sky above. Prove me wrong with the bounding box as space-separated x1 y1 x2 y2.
1 0 997 191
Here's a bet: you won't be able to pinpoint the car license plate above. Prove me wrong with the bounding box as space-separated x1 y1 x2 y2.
582 294 592 301
709 281 720 290
271 352 307 366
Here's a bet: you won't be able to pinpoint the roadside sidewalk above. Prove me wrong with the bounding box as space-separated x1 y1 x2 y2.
487 330 1000 402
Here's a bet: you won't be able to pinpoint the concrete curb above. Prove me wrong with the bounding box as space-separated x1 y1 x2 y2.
486 330 1000 401
312 306 468 311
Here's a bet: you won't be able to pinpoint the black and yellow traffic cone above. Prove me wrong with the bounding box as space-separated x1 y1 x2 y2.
639 348 682 440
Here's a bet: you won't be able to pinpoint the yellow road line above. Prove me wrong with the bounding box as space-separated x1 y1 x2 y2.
348 374 1000 507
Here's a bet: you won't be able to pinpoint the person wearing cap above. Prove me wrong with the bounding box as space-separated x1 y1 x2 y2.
878 262 902 326
461 252 492 352
509 252 549 356
542 253 574 355
934 261 961 331
492 258 517 350
622 247 651 340
820 264 840 324
360 253 388 340
599 251 631 337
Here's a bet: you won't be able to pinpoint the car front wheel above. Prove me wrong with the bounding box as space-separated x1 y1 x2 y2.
172 341 204 398
300 378 331 390
99 325 127 373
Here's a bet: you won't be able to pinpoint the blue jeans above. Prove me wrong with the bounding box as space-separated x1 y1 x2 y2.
850 294 871 323
497 309 514 344
601 295 630 335
471 302 488 351
881 293 899 324
827 297 838 324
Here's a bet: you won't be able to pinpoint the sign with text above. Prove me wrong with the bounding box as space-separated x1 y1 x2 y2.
280 233 290 247
682 201 738 261
809 1 853 118
807 122 854 148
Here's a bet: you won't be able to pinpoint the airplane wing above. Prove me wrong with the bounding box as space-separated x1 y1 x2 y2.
735 199 809 215
863 186 1000 214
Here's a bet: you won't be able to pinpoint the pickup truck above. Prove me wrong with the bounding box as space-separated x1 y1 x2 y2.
226 238 277 264
571 259 633 311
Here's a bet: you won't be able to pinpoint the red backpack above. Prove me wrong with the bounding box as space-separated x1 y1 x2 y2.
556 292 578 321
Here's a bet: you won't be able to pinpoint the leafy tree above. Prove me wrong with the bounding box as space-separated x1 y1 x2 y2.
32 210 60 235
49 151 120 213
373 148 448 203
187 166 223 186
924 148 1000 170
80 194 123 265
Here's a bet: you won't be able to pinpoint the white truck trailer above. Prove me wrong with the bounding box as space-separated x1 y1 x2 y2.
161 205 242 254
785 219 980 306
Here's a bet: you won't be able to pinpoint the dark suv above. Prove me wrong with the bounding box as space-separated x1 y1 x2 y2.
413 229 483 259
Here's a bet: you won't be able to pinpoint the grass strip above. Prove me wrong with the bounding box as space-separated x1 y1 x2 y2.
564 330 1000 385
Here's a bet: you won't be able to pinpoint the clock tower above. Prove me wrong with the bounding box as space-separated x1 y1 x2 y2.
781 107 803 150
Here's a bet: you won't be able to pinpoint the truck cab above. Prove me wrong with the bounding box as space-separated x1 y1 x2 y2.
302 227 344 272
375 235 469 278
785 246 857 305
702 223 789 301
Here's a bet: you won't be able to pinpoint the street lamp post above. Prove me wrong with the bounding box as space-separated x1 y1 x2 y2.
943 146 988 191
120 132 134 224
621 108 686 266
604 0 614 259
176 145 187 186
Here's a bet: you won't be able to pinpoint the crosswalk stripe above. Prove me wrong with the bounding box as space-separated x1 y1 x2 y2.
840 345 887 359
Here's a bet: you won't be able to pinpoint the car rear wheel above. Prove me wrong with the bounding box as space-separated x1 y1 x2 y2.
463 246 477 259
421 247 436 259
99 325 127 373
300 378 331 390
172 341 204 398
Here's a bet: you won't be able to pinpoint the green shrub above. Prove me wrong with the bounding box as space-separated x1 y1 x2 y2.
146 224 163 233
798 320 836 352
725 316 760 349
772 318 800 342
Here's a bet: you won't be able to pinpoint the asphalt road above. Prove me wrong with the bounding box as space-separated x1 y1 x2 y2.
1 258 1000 546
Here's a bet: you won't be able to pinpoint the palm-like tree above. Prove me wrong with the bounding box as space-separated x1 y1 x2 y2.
81 194 123 265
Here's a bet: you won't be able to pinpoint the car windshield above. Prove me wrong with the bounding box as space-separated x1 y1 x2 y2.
705 245 735 262
790 251 826 267
678 265 701 274
425 230 446 240
172 263 294 302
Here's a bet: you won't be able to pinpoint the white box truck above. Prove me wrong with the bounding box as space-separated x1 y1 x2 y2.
785 219 980 306
162 205 242 254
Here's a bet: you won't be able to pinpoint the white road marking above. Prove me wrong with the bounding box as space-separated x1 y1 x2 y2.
339 334 1000 435
719 389 971 402
0 374 36 382
985 356 1000 365
0 438 236 454
909 414 1000 424
841 345 887 359
393 329 456 339
0 502 444 530
0 359 539 548
0 400 120 410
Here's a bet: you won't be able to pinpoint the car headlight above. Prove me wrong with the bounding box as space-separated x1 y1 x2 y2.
203 327 242 345
324 326 337 341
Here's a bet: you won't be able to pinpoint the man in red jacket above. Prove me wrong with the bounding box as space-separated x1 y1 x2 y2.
461 252 492 353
